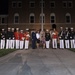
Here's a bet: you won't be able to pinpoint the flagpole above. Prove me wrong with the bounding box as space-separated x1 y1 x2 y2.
41 0 43 31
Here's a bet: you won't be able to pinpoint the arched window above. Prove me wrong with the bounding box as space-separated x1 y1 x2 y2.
50 13 56 23
40 13 45 23
29 13 35 23
66 13 71 23
14 13 19 24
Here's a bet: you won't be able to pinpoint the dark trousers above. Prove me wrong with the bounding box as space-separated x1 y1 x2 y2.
32 40 36 49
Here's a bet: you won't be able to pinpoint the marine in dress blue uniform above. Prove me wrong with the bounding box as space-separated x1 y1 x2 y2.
0 29 6 49
64 27 70 48
45 29 51 49
11 28 15 49
6 27 12 49
58 27 65 49
69 27 75 48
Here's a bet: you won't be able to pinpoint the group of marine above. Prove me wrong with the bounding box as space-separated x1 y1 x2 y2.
0 27 75 49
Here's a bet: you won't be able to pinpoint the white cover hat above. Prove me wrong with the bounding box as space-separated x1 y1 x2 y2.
8 27 10 30
2 29 4 30
16 28 19 30
12 28 14 30
66 27 68 29
26 28 29 31
71 27 73 29
46 29 49 31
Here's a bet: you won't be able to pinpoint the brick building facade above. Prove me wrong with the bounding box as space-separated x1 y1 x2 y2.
0 0 75 31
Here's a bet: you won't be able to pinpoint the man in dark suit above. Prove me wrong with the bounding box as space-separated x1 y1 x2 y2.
31 30 36 49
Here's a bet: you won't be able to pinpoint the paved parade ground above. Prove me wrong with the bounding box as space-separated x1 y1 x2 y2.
0 48 75 75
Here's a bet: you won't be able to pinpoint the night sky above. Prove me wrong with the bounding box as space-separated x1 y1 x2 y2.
0 0 8 14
